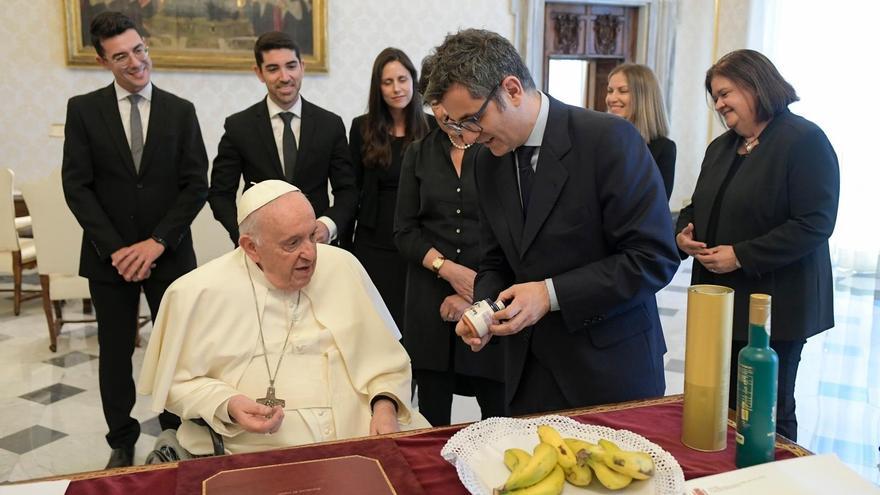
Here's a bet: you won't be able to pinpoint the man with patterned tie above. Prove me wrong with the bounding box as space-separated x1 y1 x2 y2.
208 31 357 247
422 29 680 416
62 11 208 468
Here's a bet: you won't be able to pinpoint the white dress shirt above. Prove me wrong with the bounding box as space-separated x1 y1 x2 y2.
516 91 559 312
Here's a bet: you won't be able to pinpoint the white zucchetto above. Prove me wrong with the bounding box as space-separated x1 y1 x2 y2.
236 180 301 225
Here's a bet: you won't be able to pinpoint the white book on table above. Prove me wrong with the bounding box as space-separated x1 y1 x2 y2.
683 453 879 494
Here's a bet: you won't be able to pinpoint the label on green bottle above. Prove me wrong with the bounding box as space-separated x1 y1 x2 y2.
739 364 754 422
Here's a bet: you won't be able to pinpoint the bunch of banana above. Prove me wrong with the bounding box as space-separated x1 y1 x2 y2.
495 425 657 493
567 436 656 490
495 442 565 495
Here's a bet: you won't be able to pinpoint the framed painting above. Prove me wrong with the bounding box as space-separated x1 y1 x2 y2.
64 0 327 72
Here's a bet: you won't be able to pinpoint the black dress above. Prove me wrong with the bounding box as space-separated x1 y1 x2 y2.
647 136 676 200
394 127 505 425
348 115 408 329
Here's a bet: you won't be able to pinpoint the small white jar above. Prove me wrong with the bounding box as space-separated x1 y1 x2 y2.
461 298 506 338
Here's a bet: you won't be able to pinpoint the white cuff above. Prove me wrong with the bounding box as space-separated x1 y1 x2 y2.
317 216 337 242
545 278 560 311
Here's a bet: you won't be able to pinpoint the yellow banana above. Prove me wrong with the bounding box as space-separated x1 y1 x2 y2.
564 438 605 466
605 450 654 480
587 456 633 490
503 448 532 471
501 465 565 495
536 425 577 468
598 438 622 453
563 461 592 486
496 442 558 492
597 438 654 480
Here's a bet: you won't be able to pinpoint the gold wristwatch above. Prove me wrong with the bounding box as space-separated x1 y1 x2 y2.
431 255 446 274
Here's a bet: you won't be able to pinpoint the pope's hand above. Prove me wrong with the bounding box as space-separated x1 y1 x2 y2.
227 394 284 434
369 399 399 435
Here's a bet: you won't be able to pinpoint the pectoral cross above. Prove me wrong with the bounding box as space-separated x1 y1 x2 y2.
257 386 286 408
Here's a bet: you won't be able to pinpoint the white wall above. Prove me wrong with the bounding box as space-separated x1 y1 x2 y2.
666 0 752 212
0 0 514 263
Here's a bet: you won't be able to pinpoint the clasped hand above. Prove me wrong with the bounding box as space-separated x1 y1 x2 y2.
111 238 165 282
455 281 550 352
676 223 739 274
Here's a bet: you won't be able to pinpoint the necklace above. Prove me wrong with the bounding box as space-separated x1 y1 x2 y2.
246 260 301 408
743 136 759 154
448 133 472 150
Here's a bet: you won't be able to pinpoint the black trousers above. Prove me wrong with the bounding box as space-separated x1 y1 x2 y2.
89 278 181 449
508 355 572 417
729 338 806 441
414 368 505 427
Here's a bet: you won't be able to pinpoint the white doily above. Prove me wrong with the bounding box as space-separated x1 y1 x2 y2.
441 415 685 495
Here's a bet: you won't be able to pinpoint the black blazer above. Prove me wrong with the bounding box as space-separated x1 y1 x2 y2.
648 136 676 200
473 95 680 407
208 97 357 243
676 110 839 341
62 83 208 282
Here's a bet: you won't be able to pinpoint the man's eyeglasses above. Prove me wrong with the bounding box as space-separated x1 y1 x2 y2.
442 83 500 135
107 45 149 68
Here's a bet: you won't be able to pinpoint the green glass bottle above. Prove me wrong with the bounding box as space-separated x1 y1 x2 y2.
735 293 779 468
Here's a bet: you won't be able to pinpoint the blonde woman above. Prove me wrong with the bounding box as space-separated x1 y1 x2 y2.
606 63 676 199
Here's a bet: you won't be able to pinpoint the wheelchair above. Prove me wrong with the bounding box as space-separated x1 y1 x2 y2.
145 418 226 463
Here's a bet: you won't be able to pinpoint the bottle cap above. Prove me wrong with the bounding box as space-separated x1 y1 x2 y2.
748 293 771 327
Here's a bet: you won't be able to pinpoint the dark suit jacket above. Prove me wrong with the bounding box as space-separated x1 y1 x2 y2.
648 136 676 200
676 110 839 341
62 83 208 282
208 97 357 244
473 95 680 408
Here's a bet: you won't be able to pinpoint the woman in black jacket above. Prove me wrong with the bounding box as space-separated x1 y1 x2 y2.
347 48 429 328
676 49 840 440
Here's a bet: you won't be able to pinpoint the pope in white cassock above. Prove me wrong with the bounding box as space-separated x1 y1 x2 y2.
138 180 429 455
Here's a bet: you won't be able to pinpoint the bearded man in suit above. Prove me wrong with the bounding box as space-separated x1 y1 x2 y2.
423 29 680 416
62 11 208 468
208 31 356 246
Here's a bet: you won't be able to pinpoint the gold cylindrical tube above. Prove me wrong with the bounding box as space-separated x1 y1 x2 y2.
681 284 735 451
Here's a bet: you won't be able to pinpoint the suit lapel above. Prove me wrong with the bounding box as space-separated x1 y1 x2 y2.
138 85 163 177
491 151 525 257
255 98 285 178
296 97 316 179
97 84 137 178
521 98 571 255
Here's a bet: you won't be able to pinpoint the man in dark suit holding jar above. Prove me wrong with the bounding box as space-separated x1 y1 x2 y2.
425 29 680 415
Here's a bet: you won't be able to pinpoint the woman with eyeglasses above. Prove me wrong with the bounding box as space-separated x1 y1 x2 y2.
393 57 505 427
606 63 676 200
346 48 429 329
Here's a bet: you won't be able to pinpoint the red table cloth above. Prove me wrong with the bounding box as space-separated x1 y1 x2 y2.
63 395 809 494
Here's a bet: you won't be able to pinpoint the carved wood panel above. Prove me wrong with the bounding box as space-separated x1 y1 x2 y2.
543 2 639 110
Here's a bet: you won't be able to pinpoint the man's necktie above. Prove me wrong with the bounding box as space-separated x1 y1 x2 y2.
516 145 536 217
279 111 297 182
128 94 143 172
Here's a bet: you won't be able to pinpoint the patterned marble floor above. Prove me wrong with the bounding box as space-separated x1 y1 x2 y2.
0 259 877 485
